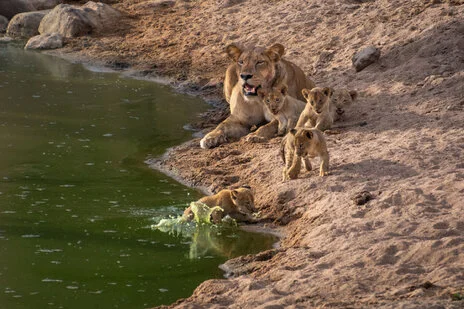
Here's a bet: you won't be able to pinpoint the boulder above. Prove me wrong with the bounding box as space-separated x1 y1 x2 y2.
31 0 64 11
6 10 50 39
0 0 31 20
0 15 8 33
352 46 381 72
81 1 121 31
0 0 61 19
39 2 121 38
25 33 63 50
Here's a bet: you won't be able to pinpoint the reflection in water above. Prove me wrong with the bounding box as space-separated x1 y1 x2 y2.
0 43 277 309
153 216 274 260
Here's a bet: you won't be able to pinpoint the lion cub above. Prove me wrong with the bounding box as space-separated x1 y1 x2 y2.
331 88 358 121
183 186 256 223
280 127 329 180
258 84 306 136
296 87 335 131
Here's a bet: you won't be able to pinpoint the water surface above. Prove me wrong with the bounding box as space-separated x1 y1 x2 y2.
0 44 276 309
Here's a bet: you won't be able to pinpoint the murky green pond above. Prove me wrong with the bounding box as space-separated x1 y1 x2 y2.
0 44 276 309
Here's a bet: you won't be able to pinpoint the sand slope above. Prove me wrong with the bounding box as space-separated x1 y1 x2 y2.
58 0 464 308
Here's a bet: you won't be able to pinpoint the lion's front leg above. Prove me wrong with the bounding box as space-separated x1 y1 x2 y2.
245 119 279 143
200 116 249 149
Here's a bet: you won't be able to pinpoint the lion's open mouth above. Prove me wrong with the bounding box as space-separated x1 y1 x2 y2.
243 83 260 96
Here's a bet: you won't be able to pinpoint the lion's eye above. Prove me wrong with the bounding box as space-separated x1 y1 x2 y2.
256 61 265 66
276 99 280 103
266 99 270 103
310 100 315 105
238 60 244 66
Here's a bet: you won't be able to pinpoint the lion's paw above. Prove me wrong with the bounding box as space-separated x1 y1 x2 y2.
245 134 266 143
200 132 227 149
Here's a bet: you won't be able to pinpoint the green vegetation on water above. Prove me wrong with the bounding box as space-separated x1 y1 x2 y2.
0 44 276 309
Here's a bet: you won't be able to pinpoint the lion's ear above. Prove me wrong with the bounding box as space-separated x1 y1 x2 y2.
281 84 288 96
290 128 297 135
269 43 285 57
226 44 242 62
305 130 313 139
231 190 238 200
265 43 285 62
302 88 310 100
323 87 333 97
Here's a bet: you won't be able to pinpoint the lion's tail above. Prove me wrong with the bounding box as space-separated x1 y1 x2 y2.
280 135 287 164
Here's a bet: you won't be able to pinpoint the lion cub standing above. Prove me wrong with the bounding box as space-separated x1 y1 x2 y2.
280 127 329 180
183 186 256 223
257 84 306 135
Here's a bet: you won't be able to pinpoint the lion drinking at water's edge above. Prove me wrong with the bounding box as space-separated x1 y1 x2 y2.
199 43 315 149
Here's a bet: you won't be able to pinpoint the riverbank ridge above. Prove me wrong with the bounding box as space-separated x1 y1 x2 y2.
2 0 463 308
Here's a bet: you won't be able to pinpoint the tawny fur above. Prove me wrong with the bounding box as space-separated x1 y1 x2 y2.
280 127 329 180
330 88 358 121
183 187 256 223
200 43 315 149
257 84 306 136
296 87 336 131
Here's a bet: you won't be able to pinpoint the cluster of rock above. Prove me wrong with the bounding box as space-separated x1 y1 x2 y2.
0 0 120 50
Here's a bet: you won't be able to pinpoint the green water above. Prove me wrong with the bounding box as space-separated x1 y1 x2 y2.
0 44 276 309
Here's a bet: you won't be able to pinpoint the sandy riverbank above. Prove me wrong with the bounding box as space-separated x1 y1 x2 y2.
39 0 464 308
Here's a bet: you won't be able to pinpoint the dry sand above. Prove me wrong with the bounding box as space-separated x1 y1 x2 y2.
54 0 464 308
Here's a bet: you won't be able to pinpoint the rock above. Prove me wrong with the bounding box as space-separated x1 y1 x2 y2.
0 36 14 43
81 1 121 31
352 191 373 205
352 46 381 72
39 2 121 38
0 0 61 19
0 0 31 20
31 0 63 11
0 15 8 33
25 33 63 50
217 0 245 8
6 10 50 39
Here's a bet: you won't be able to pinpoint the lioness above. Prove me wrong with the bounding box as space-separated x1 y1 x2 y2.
257 84 306 136
200 43 315 149
280 127 329 180
296 87 335 131
183 186 257 223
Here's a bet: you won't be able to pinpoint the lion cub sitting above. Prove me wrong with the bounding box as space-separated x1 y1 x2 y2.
280 127 329 180
183 186 256 223
297 87 358 131
257 84 306 136
296 87 335 131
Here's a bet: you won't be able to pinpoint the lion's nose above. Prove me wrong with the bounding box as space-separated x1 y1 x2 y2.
240 74 253 81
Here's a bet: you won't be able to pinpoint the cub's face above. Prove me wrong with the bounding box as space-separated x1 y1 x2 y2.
302 87 333 114
226 44 285 97
231 188 255 214
258 85 288 115
291 128 314 157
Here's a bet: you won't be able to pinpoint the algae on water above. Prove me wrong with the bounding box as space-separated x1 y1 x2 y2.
190 201 223 224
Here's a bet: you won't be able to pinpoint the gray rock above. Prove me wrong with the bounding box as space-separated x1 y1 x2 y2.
0 0 61 19
6 10 50 39
39 2 121 38
352 46 381 72
81 1 121 31
0 15 8 33
0 0 31 20
31 0 63 11
25 32 63 50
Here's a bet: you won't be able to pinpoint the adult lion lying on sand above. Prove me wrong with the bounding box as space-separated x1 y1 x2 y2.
200 43 315 149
